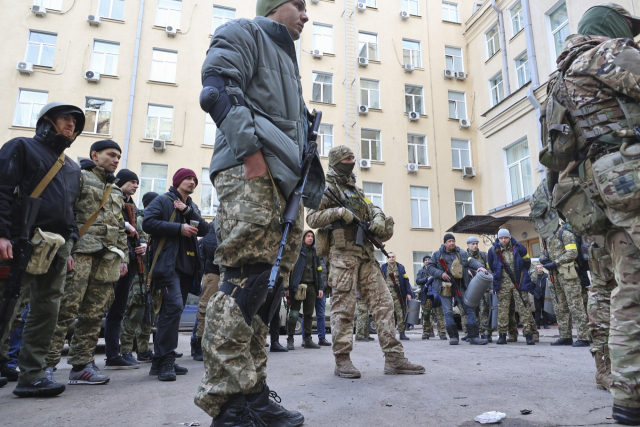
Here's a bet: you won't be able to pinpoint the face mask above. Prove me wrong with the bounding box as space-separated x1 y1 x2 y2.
332 162 355 176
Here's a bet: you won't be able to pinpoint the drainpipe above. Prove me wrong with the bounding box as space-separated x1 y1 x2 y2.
122 0 145 169
491 0 511 97
521 0 539 88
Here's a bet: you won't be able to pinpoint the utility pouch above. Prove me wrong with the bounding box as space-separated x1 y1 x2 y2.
552 175 609 236
441 283 452 297
559 263 579 280
588 245 615 282
332 227 346 249
316 227 331 257
295 283 307 301
450 256 463 279
539 97 577 172
593 145 640 213
95 248 125 282
25 228 65 275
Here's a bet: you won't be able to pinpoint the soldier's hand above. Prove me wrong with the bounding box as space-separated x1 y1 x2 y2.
406 295 412 300
478 267 488 274
318 290 324 299
182 224 198 237
173 199 187 212
0 238 13 260
442 272 451 282
67 256 75 272
339 208 354 224
135 243 147 255
244 150 268 179
120 262 128 277
370 215 385 235
125 223 138 238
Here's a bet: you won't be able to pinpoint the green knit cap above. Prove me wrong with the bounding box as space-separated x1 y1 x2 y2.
256 0 306 17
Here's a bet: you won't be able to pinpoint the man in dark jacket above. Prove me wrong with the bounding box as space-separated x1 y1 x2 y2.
0 102 84 397
533 263 550 329
427 234 489 346
381 253 413 340
143 168 208 381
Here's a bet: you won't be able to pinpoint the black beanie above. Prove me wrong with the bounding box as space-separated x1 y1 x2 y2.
90 139 121 156
142 192 159 208
443 233 455 243
116 169 139 186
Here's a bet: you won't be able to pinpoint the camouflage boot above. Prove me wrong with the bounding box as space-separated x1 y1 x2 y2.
334 355 361 379
384 353 425 375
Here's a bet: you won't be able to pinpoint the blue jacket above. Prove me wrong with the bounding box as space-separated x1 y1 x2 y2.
381 263 414 298
487 237 533 293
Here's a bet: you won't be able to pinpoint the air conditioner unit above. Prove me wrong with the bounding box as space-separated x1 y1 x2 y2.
407 163 418 174
16 61 34 75
357 2 366 12
312 49 323 59
462 166 476 179
31 4 47 17
359 158 371 169
444 69 455 79
404 64 415 73
358 57 369 67
310 0 319 3
455 71 467 80
459 118 471 129
408 111 420 121
359 105 369 115
84 70 101 83
152 139 167 151
87 15 101 26
166 26 177 37
400 10 410 20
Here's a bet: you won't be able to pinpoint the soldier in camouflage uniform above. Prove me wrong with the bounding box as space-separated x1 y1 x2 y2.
45 140 128 385
355 290 372 342
467 236 492 342
416 255 445 340
381 253 412 341
307 146 424 378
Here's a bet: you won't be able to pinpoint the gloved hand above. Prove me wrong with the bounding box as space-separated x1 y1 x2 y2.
542 261 557 271
340 208 354 224
539 256 551 265
370 215 385 235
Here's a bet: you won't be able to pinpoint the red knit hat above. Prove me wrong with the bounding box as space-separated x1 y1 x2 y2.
173 168 198 188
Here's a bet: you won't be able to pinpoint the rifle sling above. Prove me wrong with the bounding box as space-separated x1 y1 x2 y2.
495 248 520 289
30 152 66 198
79 184 113 238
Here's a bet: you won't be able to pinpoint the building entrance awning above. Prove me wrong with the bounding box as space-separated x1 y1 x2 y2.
447 215 534 235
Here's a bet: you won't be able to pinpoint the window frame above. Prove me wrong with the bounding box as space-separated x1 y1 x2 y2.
312 23 333 54
150 48 178 83
200 167 220 216
445 46 463 72
13 89 48 128
204 113 216 146
155 0 182 29
25 30 57 68
547 1 569 61
99 0 125 20
514 51 531 88
407 133 428 166
358 32 379 61
448 90 467 120
485 24 500 59
402 39 422 68
318 124 334 156
358 0 377 7
510 1 524 36
454 189 475 222
504 138 533 202
84 97 113 135
90 40 120 76
363 181 384 210
442 1 459 23
145 104 174 141
361 128 382 162
360 78 381 109
405 84 424 114
138 163 168 205
410 186 431 229
489 72 505 107
212 5 235 34
401 0 420 16
33 0 63 10
312 72 333 104
451 138 472 170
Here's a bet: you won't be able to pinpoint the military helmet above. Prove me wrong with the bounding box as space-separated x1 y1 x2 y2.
37 102 86 136
328 145 355 167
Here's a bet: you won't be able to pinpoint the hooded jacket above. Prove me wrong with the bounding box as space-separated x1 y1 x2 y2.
289 230 327 295
426 245 484 295
487 237 533 293
199 222 220 275
381 262 414 298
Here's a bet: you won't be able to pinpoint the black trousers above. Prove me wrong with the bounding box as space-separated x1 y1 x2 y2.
269 308 280 344
153 273 192 363
104 266 135 358
534 296 548 326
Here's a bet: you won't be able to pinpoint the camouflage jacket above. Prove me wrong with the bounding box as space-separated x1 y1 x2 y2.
306 170 384 260
549 227 578 267
74 165 128 262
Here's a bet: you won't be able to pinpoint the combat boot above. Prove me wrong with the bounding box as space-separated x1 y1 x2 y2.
286 335 295 351
246 383 305 427
303 336 320 349
550 338 573 346
429 331 435 338
594 350 613 391
193 338 204 361
525 334 535 345
384 353 425 375
318 337 332 346
467 324 488 345
497 333 507 345
507 335 517 342
399 331 410 340
446 325 459 345
334 354 361 378
612 405 640 426
212 393 262 427
422 333 429 340
572 340 590 347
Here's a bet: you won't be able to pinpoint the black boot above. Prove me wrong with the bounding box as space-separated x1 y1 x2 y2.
399 332 410 341
572 340 590 347
526 334 535 345
613 404 640 425
12 377 66 397
422 333 429 340
461 334 469 341
467 324 488 345
158 362 176 382
497 333 507 345
446 325 459 346
286 335 295 351
246 383 305 427
0 376 7 388
318 337 331 346
270 341 288 353
550 338 573 346
193 338 204 361
1 364 19 382
212 393 261 427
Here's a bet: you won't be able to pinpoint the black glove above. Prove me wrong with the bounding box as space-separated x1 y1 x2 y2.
542 261 557 271
539 256 551 265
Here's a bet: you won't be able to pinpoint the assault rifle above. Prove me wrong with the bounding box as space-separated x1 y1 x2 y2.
388 272 406 315
124 204 151 325
438 258 462 298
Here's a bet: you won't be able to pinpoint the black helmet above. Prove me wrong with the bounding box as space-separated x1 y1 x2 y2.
37 102 86 136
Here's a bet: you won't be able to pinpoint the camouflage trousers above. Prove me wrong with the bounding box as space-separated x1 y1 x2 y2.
355 298 370 339
196 273 220 339
549 274 590 340
587 275 616 356
421 299 445 336
388 286 406 333
329 254 403 357
478 293 491 335
432 305 446 336
46 253 116 367
460 306 467 334
119 282 152 354
497 283 536 335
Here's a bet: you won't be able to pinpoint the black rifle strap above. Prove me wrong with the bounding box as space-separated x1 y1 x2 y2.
495 247 519 288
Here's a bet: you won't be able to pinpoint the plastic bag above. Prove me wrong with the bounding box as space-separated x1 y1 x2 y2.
475 411 507 424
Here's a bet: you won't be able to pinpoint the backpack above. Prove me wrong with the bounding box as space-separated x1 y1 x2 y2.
558 227 590 273
529 178 560 240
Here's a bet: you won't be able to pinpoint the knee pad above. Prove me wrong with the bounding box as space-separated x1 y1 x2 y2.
200 73 246 127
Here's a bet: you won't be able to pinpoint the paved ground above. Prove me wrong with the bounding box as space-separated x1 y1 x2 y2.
0 326 614 427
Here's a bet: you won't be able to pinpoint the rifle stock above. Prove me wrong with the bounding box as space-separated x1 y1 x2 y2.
439 258 462 298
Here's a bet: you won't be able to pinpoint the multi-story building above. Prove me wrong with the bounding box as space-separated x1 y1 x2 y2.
2 0 636 280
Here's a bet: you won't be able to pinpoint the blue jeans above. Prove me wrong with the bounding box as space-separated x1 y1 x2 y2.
7 307 29 368
315 293 326 339
441 293 477 327
191 318 198 346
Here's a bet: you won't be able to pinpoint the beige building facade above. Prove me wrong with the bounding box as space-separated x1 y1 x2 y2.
1 0 638 279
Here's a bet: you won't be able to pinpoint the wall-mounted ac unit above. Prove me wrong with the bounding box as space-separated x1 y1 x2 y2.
356 2 366 12
404 64 415 73
310 0 319 3
17 62 34 75
312 49 323 59
444 69 454 79
166 26 177 37
400 10 410 20
459 118 471 129
87 15 101 26
359 158 371 169
31 4 47 17
408 111 420 121
462 166 476 178
407 163 418 174
455 71 467 80
84 70 101 83
359 105 369 115
152 139 167 151
358 57 369 67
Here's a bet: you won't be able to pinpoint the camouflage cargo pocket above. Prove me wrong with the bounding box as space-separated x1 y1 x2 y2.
94 248 124 282
26 229 65 275
316 227 330 257
588 245 615 282
553 175 608 236
328 254 357 292
594 147 640 213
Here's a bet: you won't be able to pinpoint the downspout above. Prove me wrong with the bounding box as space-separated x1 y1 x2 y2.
122 0 145 169
491 0 511 96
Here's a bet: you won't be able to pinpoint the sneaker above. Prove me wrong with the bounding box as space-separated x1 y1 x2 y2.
174 351 183 358
104 354 140 370
13 377 66 397
137 350 154 363
44 367 56 383
149 360 159 376
87 361 102 373
158 363 176 382
1 364 19 382
68 365 110 385
0 377 7 388
174 364 188 375
122 352 140 366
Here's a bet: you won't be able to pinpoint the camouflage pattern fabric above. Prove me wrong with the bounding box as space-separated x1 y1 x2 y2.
355 298 370 339
432 305 446 337
460 307 467 334
495 243 536 335
423 302 446 336
588 276 616 356
421 299 433 335
507 299 519 339
385 264 405 333
119 281 152 354
196 273 220 339
478 294 491 336
328 145 355 167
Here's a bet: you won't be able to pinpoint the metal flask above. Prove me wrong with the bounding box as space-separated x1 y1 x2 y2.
544 278 556 315
405 299 421 325
463 271 493 308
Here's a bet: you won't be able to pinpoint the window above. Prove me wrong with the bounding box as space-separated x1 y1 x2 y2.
13 90 48 128
486 24 500 58
405 85 424 114
445 46 463 71
454 189 474 222
318 124 333 156
448 91 467 119
413 251 432 281
402 40 421 67
84 98 112 135
358 0 377 7
401 0 419 15
410 186 431 228
408 134 427 166
361 79 380 109
361 129 381 161
212 6 235 34
489 72 505 106
99 0 125 20
312 72 333 104
358 32 378 61
90 41 120 76
200 168 220 216
204 114 216 145
25 31 56 67
515 51 531 88
145 105 173 140
363 182 383 209
451 138 471 169
139 164 167 204
156 0 182 29
33 0 63 10
442 2 459 23
505 139 533 201
549 2 569 59
312 24 333 54
510 1 524 35
150 49 177 83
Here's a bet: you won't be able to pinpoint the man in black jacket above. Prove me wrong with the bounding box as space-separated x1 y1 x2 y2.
533 263 550 329
192 222 219 361
0 102 84 397
143 168 209 381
